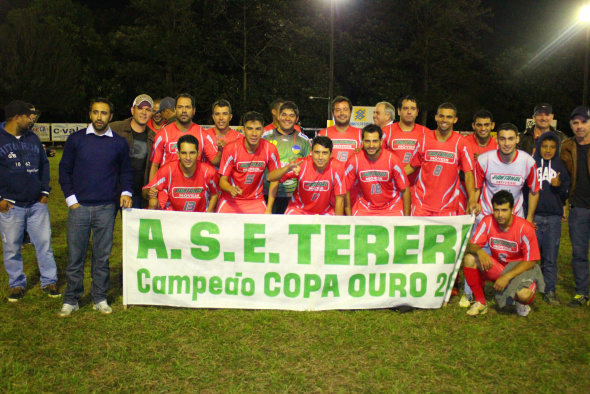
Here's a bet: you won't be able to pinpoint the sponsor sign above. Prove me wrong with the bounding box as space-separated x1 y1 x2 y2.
51 123 88 142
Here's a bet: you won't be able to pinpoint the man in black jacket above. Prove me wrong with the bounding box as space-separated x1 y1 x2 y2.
0 100 59 302
518 103 567 155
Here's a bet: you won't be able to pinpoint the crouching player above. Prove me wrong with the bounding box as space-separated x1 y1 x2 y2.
345 124 410 216
143 134 219 212
217 111 280 214
462 190 545 317
267 136 346 215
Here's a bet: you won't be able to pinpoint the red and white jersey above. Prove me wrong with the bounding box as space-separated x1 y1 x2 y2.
475 150 538 217
463 133 498 160
143 161 219 212
345 149 409 210
317 125 362 163
219 138 280 201
410 130 474 213
283 157 346 215
151 122 218 166
208 127 243 147
383 122 429 186
471 214 540 264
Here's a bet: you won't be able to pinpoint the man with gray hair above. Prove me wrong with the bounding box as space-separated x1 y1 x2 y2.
373 101 395 129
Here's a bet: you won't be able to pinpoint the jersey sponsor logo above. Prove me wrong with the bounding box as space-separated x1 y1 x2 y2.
302 180 330 191
425 150 456 164
292 144 302 154
237 161 265 172
359 170 389 182
171 187 204 198
332 139 357 150
167 142 178 154
391 139 417 151
490 173 523 186
490 237 518 252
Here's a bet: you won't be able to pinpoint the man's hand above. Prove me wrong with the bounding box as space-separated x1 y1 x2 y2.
264 206 273 214
217 137 227 150
230 186 243 198
551 172 561 187
468 201 481 216
148 198 159 210
493 275 510 292
0 199 14 213
70 203 80 210
38 195 49 204
120 195 132 208
148 186 158 200
477 249 493 271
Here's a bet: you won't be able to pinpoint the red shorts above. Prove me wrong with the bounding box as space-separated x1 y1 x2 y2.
480 256 507 282
411 205 457 217
216 198 267 214
285 206 334 215
352 200 403 216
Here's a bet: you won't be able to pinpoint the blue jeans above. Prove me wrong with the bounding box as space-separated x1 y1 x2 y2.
64 204 116 305
535 214 562 293
0 202 57 288
568 207 590 297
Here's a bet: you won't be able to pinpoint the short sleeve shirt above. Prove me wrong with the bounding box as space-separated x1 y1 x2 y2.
151 122 218 166
317 125 362 163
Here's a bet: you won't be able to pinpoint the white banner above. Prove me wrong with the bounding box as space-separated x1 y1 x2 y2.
123 210 473 311
51 123 88 142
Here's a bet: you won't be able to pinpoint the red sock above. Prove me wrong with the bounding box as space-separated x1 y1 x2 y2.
463 267 486 304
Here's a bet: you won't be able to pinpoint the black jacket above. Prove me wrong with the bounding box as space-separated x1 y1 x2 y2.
533 132 570 216
518 125 567 156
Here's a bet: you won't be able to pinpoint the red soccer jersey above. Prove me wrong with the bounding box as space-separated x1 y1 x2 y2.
283 157 346 215
219 138 280 201
143 161 219 212
463 133 498 160
383 122 429 186
410 130 474 213
151 122 218 166
471 214 540 264
146 118 164 131
345 149 409 210
317 125 363 163
208 127 243 147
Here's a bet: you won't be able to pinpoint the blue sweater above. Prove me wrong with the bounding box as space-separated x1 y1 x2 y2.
0 123 50 204
59 128 133 206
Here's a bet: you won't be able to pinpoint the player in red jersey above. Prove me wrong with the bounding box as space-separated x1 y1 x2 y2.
345 124 410 216
149 93 220 181
146 98 166 131
217 112 280 214
457 110 498 215
383 95 429 187
207 100 243 165
267 136 346 215
264 98 302 132
462 190 544 317
405 102 478 216
143 134 219 212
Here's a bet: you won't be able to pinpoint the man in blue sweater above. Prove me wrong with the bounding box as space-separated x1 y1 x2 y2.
0 100 59 302
58 98 133 317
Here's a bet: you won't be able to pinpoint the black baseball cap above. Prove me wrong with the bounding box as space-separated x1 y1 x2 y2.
5 100 39 120
154 97 175 114
570 106 590 120
534 103 552 115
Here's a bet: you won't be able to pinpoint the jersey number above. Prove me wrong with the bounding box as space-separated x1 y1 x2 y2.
245 174 255 184
433 165 443 176
184 201 196 211
371 184 382 194
337 151 349 161
311 193 320 201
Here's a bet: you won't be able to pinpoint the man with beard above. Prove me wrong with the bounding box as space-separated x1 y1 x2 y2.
149 93 219 181
267 136 346 215
345 124 410 216
58 98 133 317
262 101 311 213
110 94 155 208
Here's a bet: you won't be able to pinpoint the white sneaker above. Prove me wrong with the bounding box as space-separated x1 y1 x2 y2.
93 300 113 314
459 294 473 308
466 301 488 316
516 302 530 317
58 303 79 317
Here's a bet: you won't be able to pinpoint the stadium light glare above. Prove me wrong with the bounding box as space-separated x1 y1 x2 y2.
580 5 590 22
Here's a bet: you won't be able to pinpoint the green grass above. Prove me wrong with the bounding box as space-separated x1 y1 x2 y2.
1 150 589 393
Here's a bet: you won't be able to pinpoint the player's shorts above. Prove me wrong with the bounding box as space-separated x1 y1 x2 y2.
411 205 457 217
352 200 403 216
479 256 506 282
216 197 267 214
285 206 334 215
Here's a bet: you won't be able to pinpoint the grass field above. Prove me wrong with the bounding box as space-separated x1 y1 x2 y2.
1 150 589 393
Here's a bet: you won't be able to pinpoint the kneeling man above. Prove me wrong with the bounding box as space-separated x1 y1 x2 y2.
143 134 219 212
463 190 544 317
267 136 346 215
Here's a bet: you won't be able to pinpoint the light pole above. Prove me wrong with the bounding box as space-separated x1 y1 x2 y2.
309 96 331 124
329 0 334 109
580 5 590 106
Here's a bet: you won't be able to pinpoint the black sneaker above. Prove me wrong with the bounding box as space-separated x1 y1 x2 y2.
543 291 560 306
42 284 61 298
8 287 25 302
567 294 589 308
